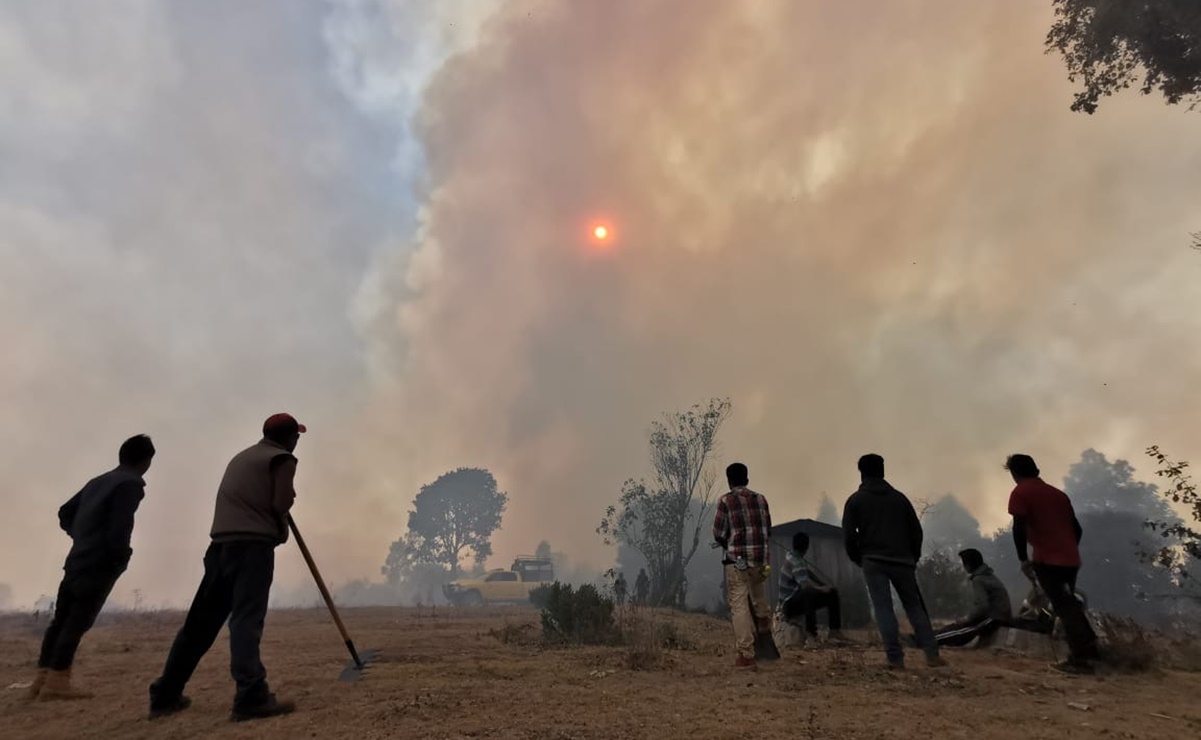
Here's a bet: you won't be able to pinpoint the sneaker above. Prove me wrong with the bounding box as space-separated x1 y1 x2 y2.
926 655 948 668
148 695 192 720
230 694 296 722
1051 659 1095 676
733 656 758 670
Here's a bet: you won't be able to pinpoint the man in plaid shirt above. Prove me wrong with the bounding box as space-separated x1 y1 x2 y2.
713 462 772 668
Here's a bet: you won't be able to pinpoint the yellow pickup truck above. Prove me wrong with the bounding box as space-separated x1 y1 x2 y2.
443 557 555 606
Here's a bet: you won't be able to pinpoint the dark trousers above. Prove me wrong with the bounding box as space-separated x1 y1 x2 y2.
862 560 939 664
934 617 1001 647
1033 563 1098 662
782 588 842 634
38 569 120 670
149 541 275 709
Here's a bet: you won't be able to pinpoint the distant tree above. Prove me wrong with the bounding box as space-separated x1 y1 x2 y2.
598 398 731 607
381 535 453 603
1046 1 1201 114
535 540 552 561
816 494 839 525
392 468 508 578
921 494 987 555
1144 446 1201 586
1062 449 1182 619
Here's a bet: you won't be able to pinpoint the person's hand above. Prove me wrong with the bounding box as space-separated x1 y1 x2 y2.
1020 561 1036 581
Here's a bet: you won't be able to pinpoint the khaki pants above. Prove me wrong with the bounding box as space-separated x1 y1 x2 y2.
725 563 768 659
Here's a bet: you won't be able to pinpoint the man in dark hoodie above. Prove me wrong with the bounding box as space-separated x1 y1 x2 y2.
932 549 1012 648
842 454 943 669
28 434 155 701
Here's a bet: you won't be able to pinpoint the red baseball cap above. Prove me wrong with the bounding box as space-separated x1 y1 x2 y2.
263 413 306 436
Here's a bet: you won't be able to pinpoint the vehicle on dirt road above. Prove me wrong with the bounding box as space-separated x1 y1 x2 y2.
443 557 555 606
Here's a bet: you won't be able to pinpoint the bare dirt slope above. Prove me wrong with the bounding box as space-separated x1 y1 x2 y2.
2 607 1199 739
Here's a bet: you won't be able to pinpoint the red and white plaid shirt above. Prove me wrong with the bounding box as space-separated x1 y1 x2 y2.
712 487 772 565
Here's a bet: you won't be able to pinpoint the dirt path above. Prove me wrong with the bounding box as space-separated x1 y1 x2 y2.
2 608 1198 739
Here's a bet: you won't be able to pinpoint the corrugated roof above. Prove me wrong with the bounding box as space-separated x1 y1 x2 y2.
771 517 843 539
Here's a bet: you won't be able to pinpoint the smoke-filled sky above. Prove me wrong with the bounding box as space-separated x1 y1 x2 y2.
2 0 1199 608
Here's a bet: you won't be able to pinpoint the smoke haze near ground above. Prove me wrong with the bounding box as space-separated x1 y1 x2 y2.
2 0 1199 608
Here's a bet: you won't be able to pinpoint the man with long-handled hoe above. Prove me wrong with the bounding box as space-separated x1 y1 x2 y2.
147 414 305 722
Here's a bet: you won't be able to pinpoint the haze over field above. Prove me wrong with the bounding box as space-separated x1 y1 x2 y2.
2 0 1199 608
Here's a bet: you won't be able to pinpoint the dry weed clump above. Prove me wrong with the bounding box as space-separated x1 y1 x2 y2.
1094 614 1157 673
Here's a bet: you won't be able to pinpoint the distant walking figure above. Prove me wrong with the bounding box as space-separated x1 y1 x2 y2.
842 454 943 670
614 572 628 605
28 435 155 701
1005 453 1098 674
634 569 650 606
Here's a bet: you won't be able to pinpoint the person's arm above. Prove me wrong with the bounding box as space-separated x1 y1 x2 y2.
58 491 82 535
1073 515 1083 544
712 497 730 549
841 497 861 565
763 497 772 565
906 498 924 563
967 578 989 622
105 482 144 565
271 457 298 516
1012 516 1029 562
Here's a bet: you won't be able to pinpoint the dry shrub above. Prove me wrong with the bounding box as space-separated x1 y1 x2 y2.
1094 614 1157 673
539 582 617 645
619 609 696 670
489 621 537 646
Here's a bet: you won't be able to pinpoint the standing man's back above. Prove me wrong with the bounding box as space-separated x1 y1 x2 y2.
28 434 155 701
842 454 943 670
712 462 772 669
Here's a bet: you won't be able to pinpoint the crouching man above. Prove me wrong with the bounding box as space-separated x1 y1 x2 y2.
932 549 1012 648
779 532 848 644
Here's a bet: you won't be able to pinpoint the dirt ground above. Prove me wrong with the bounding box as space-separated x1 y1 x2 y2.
2 607 1199 740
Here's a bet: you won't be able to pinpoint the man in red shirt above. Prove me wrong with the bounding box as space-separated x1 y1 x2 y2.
713 462 771 669
1006 454 1098 674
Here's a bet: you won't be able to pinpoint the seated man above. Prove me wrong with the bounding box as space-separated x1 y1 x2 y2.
779 532 847 643
933 549 1013 648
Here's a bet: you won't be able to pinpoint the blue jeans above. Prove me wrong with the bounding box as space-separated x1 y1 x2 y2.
862 560 938 664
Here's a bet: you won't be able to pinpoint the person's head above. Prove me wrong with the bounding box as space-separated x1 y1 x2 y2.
791 531 810 556
1004 454 1040 482
263 413 306 452
726 462 749 488
857 453 885 480
958 548 985 573
118 434 156 475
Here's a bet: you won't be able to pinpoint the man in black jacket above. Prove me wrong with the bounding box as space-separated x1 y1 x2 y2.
28 434 155 701
842 454 944 670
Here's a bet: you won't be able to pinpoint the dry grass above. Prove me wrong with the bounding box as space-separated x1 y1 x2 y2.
2 607 1201 739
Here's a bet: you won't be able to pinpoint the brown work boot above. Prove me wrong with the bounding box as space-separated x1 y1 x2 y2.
230 693 296 722
733 655 758 670
37 669 94 701
24 668 48 701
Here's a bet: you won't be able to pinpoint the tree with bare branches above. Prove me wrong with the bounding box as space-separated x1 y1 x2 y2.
597 398 731 607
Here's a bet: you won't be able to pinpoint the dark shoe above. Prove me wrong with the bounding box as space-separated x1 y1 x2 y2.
926 655 948 668
148 695 192 720
230 693 296 722
1052 659 1095 676
733 656 758 670
826 631 853 645
886 660 905 671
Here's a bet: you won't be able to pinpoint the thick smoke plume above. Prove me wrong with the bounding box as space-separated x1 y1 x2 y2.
2 0 1199 606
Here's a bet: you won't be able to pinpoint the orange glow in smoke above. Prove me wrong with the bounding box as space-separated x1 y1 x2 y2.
593 225 609 240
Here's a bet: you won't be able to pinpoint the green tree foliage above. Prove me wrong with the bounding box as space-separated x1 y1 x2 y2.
597 398 731 607
922 494 988 555
1046 1 1201 114
535 540 552 561
539 582 616 645
1144 446 1201 584
390 467 508 578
